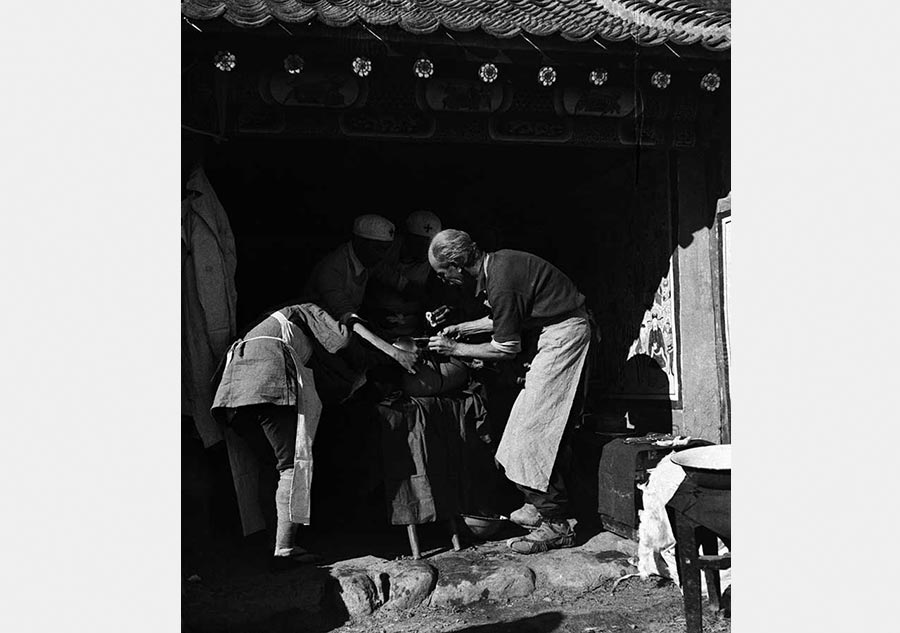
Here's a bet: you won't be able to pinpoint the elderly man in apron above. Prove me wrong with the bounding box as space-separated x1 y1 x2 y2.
211 303 358 569
427 229 591 554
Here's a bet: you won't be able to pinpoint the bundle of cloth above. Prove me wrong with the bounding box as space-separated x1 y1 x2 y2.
377 387 499 525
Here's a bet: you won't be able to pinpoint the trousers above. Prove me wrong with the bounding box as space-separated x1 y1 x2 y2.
230 404 297 471
515 415 576 522
229 404 299 552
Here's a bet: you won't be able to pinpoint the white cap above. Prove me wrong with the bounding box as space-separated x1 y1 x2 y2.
405 210 442 238
352 214 395 242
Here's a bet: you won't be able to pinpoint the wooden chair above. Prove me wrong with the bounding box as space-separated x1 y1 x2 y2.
406 516 463 559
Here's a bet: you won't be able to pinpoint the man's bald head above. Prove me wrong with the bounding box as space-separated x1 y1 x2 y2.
428 229 482 269
428 229 483 286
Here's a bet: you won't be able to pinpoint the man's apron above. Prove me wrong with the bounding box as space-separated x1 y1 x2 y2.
223 311 323 526
494 315 591 493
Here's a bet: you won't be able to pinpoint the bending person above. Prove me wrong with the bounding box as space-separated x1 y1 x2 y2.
211 303 355 569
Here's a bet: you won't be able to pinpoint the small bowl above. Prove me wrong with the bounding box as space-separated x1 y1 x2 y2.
461 515 505 539
392 337 416 353
671 444 731 490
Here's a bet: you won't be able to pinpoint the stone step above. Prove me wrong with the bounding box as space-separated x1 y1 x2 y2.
427 553 536 608
184 532 640 629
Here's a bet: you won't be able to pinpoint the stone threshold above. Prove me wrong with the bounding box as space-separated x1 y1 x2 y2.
326 531 639 622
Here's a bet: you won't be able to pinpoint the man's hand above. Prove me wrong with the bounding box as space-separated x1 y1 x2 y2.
428 335 458 357
435 315 493 338
426 305 453 328
437 323 462 339
392 348 420 374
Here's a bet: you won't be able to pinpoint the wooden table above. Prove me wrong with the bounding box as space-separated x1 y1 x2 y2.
667 482 731 633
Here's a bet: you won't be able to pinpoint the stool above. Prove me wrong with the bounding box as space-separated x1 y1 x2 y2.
671 517 731 633
406 516 463 559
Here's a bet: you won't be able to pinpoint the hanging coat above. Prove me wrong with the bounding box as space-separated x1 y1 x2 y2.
182 165 238 447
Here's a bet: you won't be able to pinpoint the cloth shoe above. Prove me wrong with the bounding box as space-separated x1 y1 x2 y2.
509 503 542 529
507 520 575 554
270 547 323 573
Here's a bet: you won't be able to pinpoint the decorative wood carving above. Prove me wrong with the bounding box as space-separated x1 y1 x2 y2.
416 79 509 113
339 111 436 138
260 71 365 109
556 86 640 118
488 114 573 143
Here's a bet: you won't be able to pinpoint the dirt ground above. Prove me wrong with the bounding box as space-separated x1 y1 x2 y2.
185 569 729 633
335 577 730 633
182 439 730 633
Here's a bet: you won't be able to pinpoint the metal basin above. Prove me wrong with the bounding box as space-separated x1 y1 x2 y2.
671 444 731 490
461 515 505 539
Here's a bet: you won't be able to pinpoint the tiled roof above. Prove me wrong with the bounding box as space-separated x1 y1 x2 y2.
181 1 731 50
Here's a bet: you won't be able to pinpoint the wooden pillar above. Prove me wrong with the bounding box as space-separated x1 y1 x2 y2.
709 193 732 444
674 150 723 442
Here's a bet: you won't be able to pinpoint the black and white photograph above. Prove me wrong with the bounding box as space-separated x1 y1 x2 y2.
180 2 731 632
8 2 900 632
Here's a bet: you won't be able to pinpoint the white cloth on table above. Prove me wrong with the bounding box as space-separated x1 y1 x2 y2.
636 455 731 595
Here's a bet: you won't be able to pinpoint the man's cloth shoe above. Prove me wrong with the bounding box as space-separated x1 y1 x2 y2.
506 520 575 554
509 503 542 529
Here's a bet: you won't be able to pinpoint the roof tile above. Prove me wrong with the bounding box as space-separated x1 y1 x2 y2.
182 0 730 49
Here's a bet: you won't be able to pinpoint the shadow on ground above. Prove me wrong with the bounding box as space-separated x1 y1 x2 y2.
183 562 350 633
448 611 564 633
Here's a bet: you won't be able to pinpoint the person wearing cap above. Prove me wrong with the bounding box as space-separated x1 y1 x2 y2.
365 210 444 337
303 214 419 374
397 210 444 291
426 229 591 554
